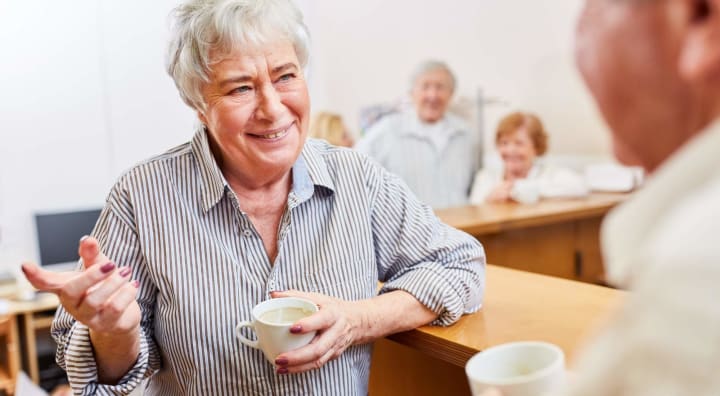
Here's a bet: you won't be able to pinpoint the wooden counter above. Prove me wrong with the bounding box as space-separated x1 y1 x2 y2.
369 265 624 395
435 193 629 283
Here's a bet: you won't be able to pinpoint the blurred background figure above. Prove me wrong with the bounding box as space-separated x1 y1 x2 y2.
470 112 587 204
309 112 354 147
355 60 479 208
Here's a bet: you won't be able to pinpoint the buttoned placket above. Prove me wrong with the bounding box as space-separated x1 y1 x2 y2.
265 193 298 294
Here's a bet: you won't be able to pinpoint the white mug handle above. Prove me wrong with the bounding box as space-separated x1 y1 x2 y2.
235 321 259 349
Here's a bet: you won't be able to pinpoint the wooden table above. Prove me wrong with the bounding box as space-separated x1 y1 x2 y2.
435 193 629 283
369 265 624 395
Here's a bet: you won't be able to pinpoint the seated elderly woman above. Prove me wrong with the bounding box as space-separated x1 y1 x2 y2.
469 112 587 204
308 111 354 147
20 0 484 395
355 60 479 209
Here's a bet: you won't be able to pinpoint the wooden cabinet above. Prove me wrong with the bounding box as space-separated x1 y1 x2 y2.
435 193 628 284
0 315 19 396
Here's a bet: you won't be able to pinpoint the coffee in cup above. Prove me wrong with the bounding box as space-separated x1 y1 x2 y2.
236 297 318 364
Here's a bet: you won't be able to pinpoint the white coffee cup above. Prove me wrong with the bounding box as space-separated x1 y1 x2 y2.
236 297 318 364
465 341 565 396
511 179 541 204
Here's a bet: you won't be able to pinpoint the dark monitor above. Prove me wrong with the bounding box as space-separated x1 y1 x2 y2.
34 208 102 269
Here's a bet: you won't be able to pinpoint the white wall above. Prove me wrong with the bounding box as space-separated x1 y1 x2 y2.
0 0 196 274
305 0 611 156
0 0 611 275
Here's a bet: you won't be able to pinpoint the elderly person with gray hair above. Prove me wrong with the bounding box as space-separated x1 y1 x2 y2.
355 60 479 208
19 0 484 395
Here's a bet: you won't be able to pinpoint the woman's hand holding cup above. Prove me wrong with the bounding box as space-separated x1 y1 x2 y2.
269 290 367 375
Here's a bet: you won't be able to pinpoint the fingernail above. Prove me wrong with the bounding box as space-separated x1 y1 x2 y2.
100 262 115 273
290 325 302 334
276 367 288 374
20 264 29 276
80 235 89 243
119 267 132 277
275 357 288 366
133 280 140 288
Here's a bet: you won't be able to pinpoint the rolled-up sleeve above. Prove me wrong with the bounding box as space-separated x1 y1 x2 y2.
366 159 486 326
51 187 161 395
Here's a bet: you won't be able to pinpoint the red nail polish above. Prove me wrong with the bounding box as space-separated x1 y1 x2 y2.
100 262 115 273
133 280 140 288
119 267 132 277
290 325 302 334
277 367 288 374
275 357 288 366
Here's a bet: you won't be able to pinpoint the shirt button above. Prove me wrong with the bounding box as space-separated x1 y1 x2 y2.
242 229 252 237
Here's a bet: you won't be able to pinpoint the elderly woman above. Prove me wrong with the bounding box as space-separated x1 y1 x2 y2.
309 111 354 147
469 112 587 204
355 60 479 208
20 1 484 395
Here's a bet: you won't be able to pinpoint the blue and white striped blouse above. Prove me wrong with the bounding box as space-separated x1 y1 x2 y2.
52 128 485 395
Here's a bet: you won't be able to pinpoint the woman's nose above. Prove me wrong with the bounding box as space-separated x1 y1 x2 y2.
255 85 284 121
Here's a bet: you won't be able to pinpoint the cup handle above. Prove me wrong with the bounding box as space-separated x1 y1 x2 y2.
235 321 259 349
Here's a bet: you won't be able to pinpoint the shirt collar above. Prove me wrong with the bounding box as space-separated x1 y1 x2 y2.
398 110 465 139
191 130 336 212
191 127 229 213
602 119 720 287
297 139 336 199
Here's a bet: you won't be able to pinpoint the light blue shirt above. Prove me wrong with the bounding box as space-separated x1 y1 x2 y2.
355 110 480 208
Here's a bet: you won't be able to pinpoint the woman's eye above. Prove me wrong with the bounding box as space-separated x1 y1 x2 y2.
230 86 252 94
278 73 295 82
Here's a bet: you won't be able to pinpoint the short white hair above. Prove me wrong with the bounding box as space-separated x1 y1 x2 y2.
409 60 456 93
167 0 310 112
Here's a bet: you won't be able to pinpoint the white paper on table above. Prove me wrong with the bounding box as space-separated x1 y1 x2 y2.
15 371 49 396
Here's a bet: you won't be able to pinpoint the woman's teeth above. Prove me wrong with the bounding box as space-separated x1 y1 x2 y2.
258 128 289 139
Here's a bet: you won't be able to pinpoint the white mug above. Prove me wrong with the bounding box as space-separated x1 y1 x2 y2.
465 341 565 396
511 179 541 204
236 297 318 364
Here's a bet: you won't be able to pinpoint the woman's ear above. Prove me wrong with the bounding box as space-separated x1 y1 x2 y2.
679 0 720 82
198 111 208 126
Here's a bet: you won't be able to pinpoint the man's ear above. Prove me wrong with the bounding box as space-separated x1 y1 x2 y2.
679 0 720 82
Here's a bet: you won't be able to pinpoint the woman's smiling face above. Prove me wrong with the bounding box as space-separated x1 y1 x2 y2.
198 39 310 186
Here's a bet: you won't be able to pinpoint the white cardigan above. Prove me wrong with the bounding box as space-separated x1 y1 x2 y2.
468 162 588 204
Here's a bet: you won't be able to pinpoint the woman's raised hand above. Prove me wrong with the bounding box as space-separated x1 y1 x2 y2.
21 236 141 335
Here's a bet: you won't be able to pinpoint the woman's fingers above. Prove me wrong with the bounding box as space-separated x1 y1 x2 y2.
92 281 140 332
20 262 77 291
276 320 343 373
279 342 336 374
60 262 117 305
79 266 132 313
290 308 335 334
78 236 111 269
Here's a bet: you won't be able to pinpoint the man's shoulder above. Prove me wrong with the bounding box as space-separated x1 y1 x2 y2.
445 112 472 131
363 112 406 137
648 174 720 258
